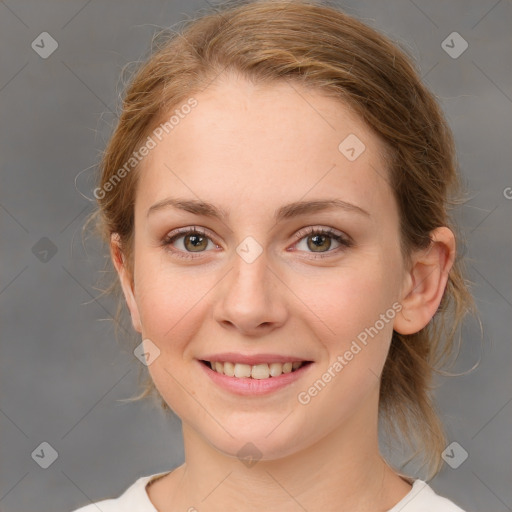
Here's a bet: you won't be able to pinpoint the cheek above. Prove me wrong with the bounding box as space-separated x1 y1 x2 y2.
295 261 398 337
132 254 215 407
132 250 217 351
288 256 402 402
291 266 400 420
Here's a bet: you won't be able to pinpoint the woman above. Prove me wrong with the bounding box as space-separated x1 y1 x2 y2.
73 0 473 510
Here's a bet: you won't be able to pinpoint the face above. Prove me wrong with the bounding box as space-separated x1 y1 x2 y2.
117 76 411 460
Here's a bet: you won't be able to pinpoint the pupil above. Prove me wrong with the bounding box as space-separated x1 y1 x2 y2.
309 234 330 252
187 234 206 251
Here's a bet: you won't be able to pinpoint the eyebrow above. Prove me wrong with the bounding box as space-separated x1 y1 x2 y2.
147 197 370 221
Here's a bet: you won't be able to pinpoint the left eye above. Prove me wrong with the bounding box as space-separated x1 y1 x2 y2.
293 227 351 255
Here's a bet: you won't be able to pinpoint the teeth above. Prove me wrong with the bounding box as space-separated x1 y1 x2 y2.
208 360 306 379
223 361 235 377
270 362 285 377
234 363 252 378
282 362 293 374
251 364 270 379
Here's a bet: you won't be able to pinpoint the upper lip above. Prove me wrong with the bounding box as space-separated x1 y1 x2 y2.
199 353 312 365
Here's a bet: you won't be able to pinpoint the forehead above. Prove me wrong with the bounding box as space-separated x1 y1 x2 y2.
135 77 394 221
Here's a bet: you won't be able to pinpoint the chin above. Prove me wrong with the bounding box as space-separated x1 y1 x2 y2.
202 421 310 463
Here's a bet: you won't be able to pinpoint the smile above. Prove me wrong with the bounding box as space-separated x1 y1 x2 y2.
202 360 309 379
198 359 314 396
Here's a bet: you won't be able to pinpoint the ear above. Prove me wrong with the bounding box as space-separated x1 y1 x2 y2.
110 233 142 333
394 227 456 335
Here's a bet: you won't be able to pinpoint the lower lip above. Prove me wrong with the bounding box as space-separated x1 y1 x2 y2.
198 360 313 396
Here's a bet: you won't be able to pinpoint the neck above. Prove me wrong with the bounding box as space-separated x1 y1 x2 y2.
153 391 411 511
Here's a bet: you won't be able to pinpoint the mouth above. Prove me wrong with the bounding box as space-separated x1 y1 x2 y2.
200 360 313 379
198 358 314 396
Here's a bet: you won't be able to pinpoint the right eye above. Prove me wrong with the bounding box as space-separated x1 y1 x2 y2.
162 227 220 259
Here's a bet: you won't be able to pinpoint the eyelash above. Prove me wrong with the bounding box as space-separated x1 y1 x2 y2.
162 226 353 260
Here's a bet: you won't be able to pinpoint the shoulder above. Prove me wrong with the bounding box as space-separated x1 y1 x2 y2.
69 471 171 512
388 479 467 512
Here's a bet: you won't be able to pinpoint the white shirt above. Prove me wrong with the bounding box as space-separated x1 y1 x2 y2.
70 471 467 511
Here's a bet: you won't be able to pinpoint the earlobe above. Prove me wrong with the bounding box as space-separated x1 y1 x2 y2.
110 233 142 333
394 227 456 335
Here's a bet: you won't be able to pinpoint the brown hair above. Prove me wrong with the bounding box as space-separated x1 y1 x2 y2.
86 0 475 479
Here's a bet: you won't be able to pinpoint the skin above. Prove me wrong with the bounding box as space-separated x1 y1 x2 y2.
111 75 455 511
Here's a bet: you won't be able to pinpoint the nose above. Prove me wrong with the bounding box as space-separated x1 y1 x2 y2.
213 247 288 336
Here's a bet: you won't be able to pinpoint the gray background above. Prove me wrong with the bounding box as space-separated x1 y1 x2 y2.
0 1 511 511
